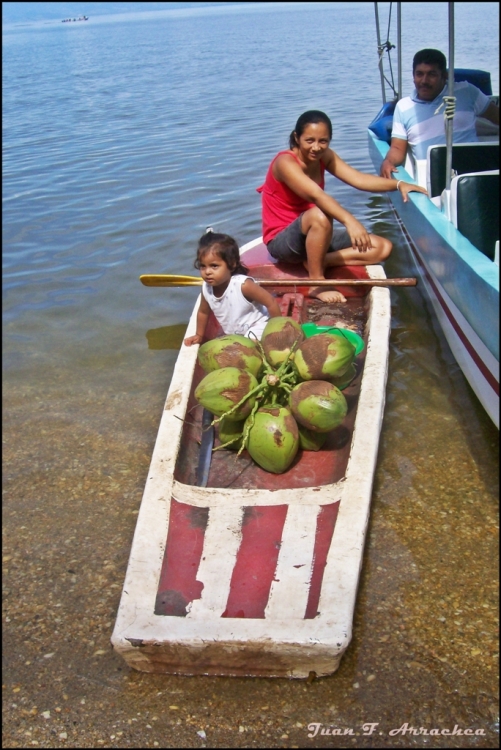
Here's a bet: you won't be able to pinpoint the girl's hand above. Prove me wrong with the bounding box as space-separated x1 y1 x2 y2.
186 299 210 346
344 217 373 253
398 181 428 203
184 334 203 346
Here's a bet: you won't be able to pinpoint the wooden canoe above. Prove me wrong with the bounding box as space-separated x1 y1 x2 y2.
111 237 391 678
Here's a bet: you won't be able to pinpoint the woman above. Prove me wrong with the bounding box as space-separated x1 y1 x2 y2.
257 110 427 302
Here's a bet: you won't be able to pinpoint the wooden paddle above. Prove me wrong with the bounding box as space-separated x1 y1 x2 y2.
140 274 417 287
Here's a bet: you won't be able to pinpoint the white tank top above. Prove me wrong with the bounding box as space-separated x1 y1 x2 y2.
202 274 270 340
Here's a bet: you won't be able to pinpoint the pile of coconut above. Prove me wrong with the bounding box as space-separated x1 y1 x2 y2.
194 317 358 474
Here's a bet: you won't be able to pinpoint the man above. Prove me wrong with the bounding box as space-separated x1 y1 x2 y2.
380 48 499 178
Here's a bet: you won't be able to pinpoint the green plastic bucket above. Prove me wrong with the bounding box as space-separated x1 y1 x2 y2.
301 323 365 355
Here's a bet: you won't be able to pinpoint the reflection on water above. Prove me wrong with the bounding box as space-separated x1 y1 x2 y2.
146 323 189 350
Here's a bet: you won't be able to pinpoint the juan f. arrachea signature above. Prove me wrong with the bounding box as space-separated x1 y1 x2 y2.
307 722 487 738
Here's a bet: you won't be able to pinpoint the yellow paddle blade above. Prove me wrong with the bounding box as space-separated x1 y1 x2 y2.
140 274 202 287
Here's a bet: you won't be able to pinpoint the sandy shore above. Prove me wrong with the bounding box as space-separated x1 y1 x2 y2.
3 367 498 748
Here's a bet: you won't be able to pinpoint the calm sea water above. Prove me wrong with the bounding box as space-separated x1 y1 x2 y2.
3 2 499 743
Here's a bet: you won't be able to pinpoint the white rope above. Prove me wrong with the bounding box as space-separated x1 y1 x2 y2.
444 95 456 119
377 41 397 98
434 95 456 119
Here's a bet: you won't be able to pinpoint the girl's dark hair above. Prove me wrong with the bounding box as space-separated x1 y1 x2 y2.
194 231 248 275
289 110 333 149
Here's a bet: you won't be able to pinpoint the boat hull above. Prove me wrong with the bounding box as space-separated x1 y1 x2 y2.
368 130 499 428
112 239 391 677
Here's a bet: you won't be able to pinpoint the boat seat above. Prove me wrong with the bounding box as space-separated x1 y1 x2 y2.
453 69 492 96
450 170 499 260
427 142 499 197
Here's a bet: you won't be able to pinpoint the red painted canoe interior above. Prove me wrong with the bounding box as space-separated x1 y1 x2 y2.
173 243 372 490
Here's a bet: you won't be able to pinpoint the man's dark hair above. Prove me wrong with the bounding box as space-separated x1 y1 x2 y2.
413 49 447 73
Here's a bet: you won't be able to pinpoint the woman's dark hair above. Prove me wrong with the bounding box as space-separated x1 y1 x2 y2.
194 231 248 275
289 110 333 149
413 48 447 73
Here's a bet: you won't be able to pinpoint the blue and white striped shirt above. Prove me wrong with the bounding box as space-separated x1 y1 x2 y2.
391 81 491 160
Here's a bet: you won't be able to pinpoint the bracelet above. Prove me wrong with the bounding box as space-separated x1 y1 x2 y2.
396 180 402 190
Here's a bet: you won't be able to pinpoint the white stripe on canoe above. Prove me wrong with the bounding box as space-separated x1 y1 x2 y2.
172 480 342 507
264 504 319 620
185 504 244 618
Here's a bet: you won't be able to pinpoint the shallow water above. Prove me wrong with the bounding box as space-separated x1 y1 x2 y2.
2 3 499 747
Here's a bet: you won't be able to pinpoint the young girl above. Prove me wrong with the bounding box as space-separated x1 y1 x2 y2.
183 231 282 346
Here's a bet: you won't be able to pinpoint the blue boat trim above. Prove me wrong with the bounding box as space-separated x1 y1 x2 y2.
392 207 499 396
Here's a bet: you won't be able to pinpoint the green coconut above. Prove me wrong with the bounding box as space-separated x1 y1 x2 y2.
218 416 245 451
195 367 258 421
297 424 328 451
292 333 355 381
197 334 263 377
289 380 348 433
260 316 305 368
329 362 357 390
245 406 299 474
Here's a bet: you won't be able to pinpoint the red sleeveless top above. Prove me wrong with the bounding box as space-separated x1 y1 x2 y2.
256 151 325 244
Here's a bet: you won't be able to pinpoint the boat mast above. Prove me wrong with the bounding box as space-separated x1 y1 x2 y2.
445 2 455 191
397 2 402 100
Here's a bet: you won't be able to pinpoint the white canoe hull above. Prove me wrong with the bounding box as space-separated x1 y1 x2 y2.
112 240 391 677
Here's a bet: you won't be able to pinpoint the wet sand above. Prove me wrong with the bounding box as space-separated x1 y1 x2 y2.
2 350 498 749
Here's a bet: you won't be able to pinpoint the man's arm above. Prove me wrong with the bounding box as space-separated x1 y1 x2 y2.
380 138 408 178
480 101 499 126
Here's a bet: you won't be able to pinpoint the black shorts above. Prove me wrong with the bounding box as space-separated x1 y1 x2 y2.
267 215 352 264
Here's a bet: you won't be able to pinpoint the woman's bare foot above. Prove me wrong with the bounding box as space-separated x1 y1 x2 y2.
316 290 346 303
302 262 346 303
